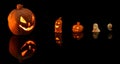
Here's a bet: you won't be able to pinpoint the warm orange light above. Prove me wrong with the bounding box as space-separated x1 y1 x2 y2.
9 36 36 63
72 32 84 40
21 50 28 57
72 21 84 32
55 33 62 46
21 40 36 57
8 4 36 35
20 16 27 24
55 17 62 33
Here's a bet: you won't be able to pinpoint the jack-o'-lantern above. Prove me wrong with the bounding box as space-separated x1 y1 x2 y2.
54 17 62 33
107 23 112 31
9 36 36 63
92 23 100 32
92 32 99 39
8 4 35 35
72 22 84 32
55 33 62 46
72 32 84 40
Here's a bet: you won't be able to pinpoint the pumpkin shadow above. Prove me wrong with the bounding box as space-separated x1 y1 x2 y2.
9 35 37 63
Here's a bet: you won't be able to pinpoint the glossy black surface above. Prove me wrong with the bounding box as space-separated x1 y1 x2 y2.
0 0 117 63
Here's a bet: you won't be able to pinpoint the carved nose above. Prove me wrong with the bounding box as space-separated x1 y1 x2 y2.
28 22 31 27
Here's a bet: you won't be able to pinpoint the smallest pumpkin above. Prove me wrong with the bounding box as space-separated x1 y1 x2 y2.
107 23 112 31
72 21 84 32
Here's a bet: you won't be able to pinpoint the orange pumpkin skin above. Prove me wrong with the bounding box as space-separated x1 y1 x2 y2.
8 4 35 35
9 36 36 62
55 17 62 33
72 22 84 32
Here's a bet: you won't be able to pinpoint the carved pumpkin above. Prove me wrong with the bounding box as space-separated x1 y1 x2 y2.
54 17 62 33
107 23 112 31
72 22 84 32
92 23 100 32
92 32 99 39
9 36 36 63
55 33 62 46
72 32 84 40
8 4 35 35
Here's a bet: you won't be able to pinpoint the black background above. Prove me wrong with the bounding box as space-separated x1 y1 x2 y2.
0 0 118 64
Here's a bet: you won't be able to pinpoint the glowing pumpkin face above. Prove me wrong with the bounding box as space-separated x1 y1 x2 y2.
55 17 62 33
8 4 35 35
72 22 84 32
92 23 100 32
107 23 112 31
9 36 36 63
55 33 62 46
72 32 84 40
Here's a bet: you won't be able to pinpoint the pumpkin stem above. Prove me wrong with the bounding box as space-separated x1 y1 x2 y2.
16 4 23 9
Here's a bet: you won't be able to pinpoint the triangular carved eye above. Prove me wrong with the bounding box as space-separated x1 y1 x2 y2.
20 16 27 24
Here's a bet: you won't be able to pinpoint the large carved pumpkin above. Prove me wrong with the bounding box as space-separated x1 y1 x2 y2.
9 36 36 63
54 17 62 33
55 33 62 46
72 32 84 40
72 22 84 32
8 4 35 35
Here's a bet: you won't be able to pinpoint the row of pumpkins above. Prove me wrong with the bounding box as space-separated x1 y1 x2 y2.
8 4 112 35
7 4 112 63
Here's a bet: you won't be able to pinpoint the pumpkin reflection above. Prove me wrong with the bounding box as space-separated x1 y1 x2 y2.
55 33 62 46
8 4 35 35
92 32 99 39
108 32 112 39
9 36 36 63
72 22 84 32
72 32 84 40
54 17 62 33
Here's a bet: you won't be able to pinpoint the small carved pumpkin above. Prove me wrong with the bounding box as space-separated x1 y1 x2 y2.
107 23 112 31
9 36 36 63
8 4 35 35
92 23 100 32
54 17 62 33
55 33 62 46
72 32 84 40
72 22 84 32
